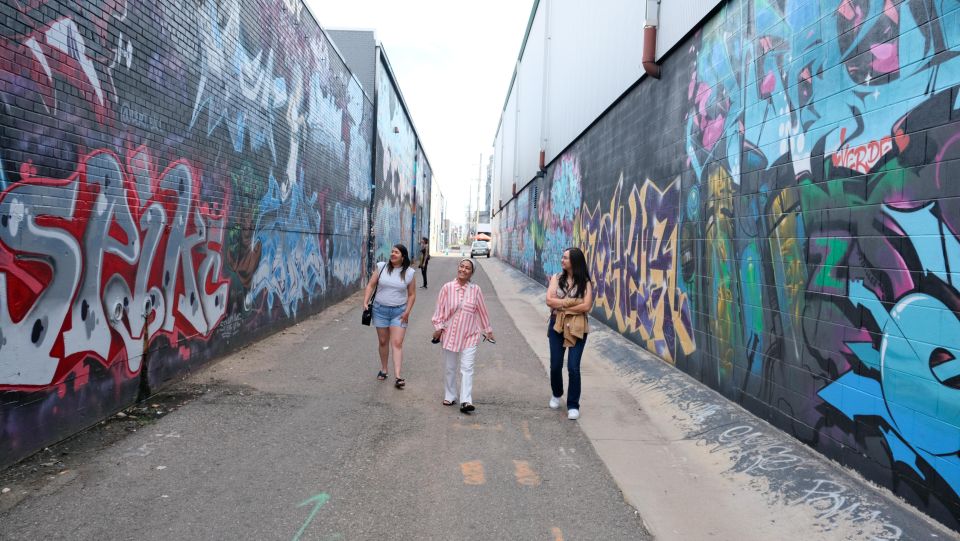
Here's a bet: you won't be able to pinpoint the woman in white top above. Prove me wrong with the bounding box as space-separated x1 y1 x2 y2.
363 244 417 388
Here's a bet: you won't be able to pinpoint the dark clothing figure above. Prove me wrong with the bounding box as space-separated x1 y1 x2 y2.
419 243 430 288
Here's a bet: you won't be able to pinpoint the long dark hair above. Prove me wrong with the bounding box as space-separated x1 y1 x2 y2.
388 243 411 278
559 247 590 298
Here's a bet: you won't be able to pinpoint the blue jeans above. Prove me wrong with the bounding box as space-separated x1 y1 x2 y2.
548 317 587 409
372 302 407 328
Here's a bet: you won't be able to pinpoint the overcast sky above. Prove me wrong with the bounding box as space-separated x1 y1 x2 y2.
305 0 533 222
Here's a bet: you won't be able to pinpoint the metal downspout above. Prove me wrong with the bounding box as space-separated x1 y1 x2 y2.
643 0 661 79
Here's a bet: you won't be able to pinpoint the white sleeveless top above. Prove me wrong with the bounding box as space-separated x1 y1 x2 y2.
374 262 414 306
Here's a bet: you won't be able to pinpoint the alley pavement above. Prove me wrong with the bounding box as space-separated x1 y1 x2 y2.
2 256 958 540
0 257 648 541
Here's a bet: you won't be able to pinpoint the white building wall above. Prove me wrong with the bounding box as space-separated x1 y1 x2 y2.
430 185 445 251
492 0 725 213
496 89 519 206
656 0 724 60
543 0 644 162
515 9 546 189
492 0 645 208
492 130 505 209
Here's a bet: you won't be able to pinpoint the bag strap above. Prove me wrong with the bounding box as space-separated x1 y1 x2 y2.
370 263 386 303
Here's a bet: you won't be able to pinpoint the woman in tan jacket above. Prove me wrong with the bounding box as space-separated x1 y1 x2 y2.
545 247 594 420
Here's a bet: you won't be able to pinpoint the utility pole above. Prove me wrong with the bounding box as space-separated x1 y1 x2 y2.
476 152 482 232
466 176 473 244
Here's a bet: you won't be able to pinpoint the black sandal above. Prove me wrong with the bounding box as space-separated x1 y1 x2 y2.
442 399 456 406
376 371 387 381
459 402 475 413
395 378 406 389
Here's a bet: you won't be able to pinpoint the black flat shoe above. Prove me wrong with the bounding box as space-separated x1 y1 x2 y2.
459 403 475 413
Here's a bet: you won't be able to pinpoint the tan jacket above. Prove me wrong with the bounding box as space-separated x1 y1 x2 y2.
552 298 589 348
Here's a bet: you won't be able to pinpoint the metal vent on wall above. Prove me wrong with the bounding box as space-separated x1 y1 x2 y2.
533 185 539 210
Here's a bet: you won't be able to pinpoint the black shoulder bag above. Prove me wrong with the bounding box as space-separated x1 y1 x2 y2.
361 264 386 326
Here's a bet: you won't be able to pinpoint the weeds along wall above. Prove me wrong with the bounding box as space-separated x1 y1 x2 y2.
0 0 379 468
495 0 960 528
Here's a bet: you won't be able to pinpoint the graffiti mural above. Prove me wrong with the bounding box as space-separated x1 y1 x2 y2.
0 0 422 469
498 186 536 275
372 61 417 262
496 0 960 528
578 177 694 362
0 147 227 385
538 155 582 277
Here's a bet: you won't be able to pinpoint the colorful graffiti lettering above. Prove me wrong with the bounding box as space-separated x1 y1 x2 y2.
821 202 960 492
0 0 418 470
578 176 694 362
332 203 367 285
538 156 582 277
496 0 960 526
372 60 417 261
831 128 894 175
499 188 535 275
680 0 960 521
191 0 287 162
0 147 228 386
246 174 326 317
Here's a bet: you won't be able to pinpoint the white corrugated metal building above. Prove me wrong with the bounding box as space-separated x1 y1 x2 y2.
492 0 724 212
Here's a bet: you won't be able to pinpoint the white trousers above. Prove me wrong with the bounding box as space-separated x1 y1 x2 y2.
443 345 478 404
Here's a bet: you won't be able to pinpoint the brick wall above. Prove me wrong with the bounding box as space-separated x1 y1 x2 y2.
372 56 418 263
496 0 960 528
0 0 402 468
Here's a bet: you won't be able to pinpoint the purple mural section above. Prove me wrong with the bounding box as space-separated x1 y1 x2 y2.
496 0 960 528
0 0 382 468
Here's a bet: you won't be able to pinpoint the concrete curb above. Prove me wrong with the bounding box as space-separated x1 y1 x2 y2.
478 257 957 541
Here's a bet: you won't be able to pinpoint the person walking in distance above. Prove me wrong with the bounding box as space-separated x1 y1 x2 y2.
545 247 594 420
363 244 417 389
419 237 430 289
431 259 494 414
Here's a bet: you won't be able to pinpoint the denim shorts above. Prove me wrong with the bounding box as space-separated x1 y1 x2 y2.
372 302 407 328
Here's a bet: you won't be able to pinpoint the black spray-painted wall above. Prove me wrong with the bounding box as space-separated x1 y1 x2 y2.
495 0 960 528
0 0 425 469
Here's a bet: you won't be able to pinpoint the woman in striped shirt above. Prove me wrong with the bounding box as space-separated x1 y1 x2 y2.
431 259 495 413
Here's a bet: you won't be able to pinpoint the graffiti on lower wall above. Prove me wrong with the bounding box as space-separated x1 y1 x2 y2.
497 0 960 528
538 155 582 277
578 177 694 363
0 147 227 386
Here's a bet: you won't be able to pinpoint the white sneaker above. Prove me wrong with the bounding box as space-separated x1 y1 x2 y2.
567 409 580 420
549 396 562 410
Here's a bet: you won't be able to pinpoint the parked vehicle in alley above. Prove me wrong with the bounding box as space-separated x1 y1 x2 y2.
471 240 490 258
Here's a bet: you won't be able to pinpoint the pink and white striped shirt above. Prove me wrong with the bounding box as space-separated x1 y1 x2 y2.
431 280 492 352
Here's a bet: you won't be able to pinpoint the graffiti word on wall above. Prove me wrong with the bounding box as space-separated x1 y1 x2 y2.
0 147 229 386
830 128 894 175
578 176 695 362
